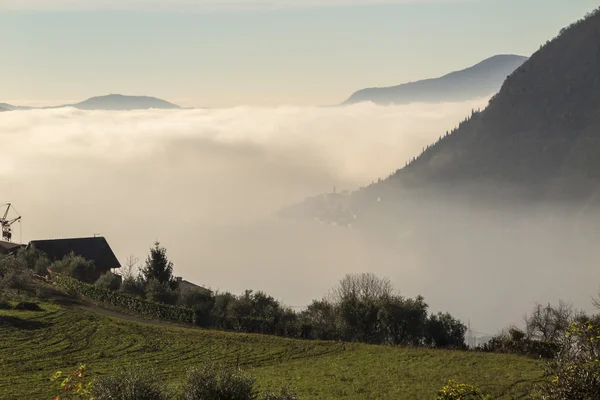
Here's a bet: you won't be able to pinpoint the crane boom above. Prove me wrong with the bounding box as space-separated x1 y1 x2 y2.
1 204 9 221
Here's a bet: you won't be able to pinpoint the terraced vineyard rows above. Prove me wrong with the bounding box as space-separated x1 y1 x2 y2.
0 303 544 399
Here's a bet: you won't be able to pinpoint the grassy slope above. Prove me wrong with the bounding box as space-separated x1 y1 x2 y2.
0 303 543 400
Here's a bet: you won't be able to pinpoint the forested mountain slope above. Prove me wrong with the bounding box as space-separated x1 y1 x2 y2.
370 8 600 200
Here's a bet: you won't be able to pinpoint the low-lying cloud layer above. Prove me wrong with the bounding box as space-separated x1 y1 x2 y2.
2 99 599 335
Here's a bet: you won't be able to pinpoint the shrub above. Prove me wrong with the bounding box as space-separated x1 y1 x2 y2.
92 367 169 400
434 380 492 400
532 321 600 399
262 387 298 400
120 275 145 298
51 364 94 400
0 255 30 295
52 273 194 324
178 286 213 309
180 363 257 400
95 272 122 291
477 328 558 359
425 312 467 349
51 253 97 284
145 278 178 305
15 245 51 275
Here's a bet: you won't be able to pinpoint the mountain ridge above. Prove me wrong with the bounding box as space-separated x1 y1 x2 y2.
0 94 181 111
343 54 528 105
367 7 600 200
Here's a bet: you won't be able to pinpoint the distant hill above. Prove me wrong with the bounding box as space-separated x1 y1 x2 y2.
0 107 8 112
70 94 180 110
0 103 31 111
342 55 528 105
0 95 181 111
362 7 600 200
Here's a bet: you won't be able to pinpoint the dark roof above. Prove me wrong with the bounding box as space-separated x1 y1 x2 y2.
28 237 121 270
0 240 24 255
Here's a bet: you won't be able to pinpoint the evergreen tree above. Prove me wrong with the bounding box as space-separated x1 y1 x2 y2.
141 242 177 288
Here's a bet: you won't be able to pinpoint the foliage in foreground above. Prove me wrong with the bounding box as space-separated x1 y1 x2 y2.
52 363 297 400
180 363 257 400
51 364 94 400
92 368 169 400
532 321 600 399
433 380 491 400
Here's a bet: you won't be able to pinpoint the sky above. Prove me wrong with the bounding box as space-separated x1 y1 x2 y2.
1 0 598 107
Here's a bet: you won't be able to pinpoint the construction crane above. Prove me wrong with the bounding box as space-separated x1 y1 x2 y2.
1 203 21 242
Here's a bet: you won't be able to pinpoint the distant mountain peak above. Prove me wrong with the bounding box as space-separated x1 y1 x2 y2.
0 95 181 111
73 94 180 110
342 54 528 106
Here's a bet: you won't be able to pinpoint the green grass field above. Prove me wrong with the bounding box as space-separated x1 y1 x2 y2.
0 301 544 399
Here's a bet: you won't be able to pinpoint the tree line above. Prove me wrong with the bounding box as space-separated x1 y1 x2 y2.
1 242 466 349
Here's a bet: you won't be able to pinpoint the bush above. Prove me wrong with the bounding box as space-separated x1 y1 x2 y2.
52 273 194 324
178 286 213 309
92 367 169 400
15 245 51 275
145 278 178 305
477 328 558 359
434 380 491 400
180 363 256 400
120 276 145 298
51 253 97 284
262 387 298 400
425 312 467 349
95 273 122 291
0 255 30 295
532 321 600 399
51 364 94 400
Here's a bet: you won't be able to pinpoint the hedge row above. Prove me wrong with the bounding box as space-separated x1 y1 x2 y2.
52 273 194 324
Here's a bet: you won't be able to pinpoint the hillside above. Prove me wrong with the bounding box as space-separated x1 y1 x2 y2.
0 106 8 112
0 300 542 399
342 55 528 105
362 7 600 201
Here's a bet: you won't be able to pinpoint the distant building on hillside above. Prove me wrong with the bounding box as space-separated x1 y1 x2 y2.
0 240 24 255
176 277 212 295
28 236 121 281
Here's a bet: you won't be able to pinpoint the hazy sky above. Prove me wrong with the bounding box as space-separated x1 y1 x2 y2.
1 0 598 106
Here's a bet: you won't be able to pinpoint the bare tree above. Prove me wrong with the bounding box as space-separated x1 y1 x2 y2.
330 273 394 304
121 255 140 280
525 301 573 342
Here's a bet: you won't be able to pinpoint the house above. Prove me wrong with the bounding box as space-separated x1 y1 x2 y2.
0 240 24 255
28 236 121 281
176 277 212 295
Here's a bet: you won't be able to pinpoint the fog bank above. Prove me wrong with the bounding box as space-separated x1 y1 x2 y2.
2 99 599 334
